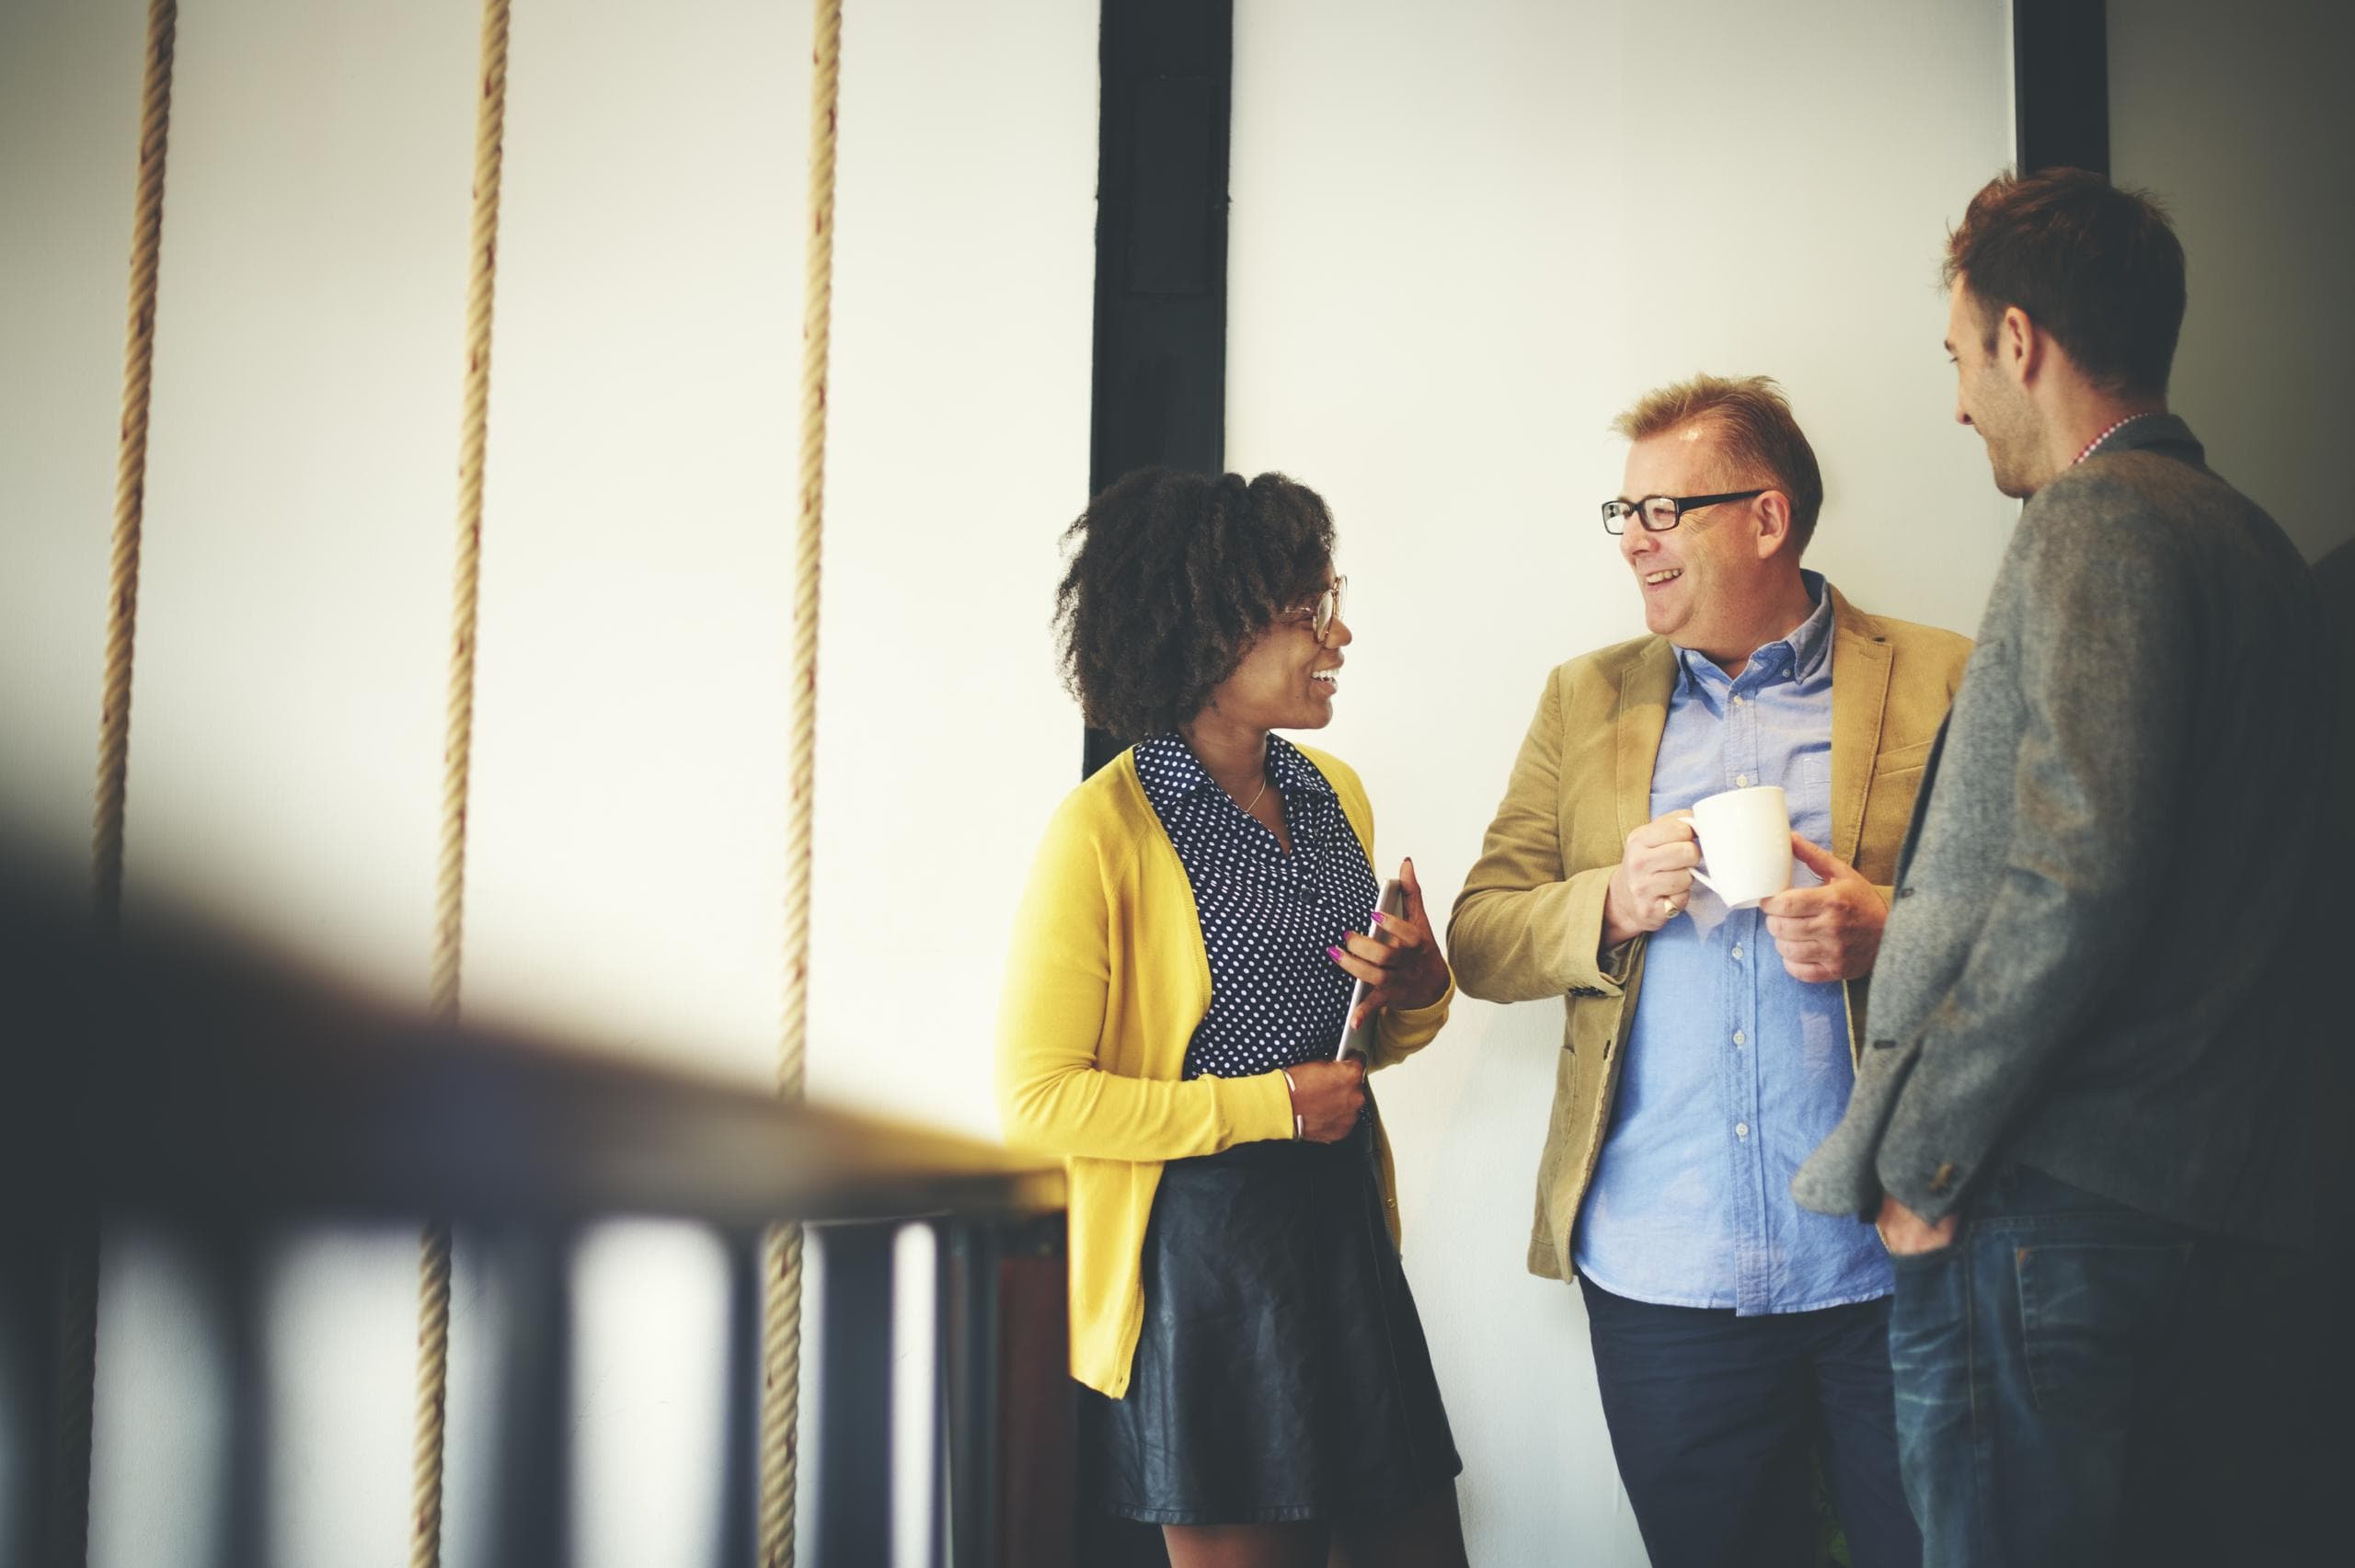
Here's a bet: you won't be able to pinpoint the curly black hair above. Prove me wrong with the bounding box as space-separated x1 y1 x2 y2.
1054 468 1337 739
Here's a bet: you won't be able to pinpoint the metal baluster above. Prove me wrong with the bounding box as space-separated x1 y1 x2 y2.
191 1227 267 1568
712 1228 760 1568
481 1227 573 1568
997 1218 1076 1568
2 1219 65 1568
812 1222 895 1567
937 1221 996 1568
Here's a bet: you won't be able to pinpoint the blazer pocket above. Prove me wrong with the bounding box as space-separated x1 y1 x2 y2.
1871 738 1936 777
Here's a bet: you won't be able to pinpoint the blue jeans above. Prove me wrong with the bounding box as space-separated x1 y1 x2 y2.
1888 1162 2314 1568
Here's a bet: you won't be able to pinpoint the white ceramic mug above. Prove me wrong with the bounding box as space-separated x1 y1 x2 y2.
1687 784 1793 910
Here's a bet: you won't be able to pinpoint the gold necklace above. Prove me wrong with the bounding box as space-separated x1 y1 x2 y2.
1240 775 1268 814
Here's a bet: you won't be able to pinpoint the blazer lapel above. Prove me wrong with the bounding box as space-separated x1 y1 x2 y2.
1615 638 1678 841
1892 712 1952 881
1828 586 1892 865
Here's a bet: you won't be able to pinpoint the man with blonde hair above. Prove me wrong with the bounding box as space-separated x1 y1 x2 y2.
1452 375 1969 1568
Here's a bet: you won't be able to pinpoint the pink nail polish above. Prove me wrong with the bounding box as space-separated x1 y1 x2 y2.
1327 945 1345 962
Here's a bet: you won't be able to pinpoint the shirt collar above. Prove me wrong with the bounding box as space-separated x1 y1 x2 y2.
2074 411 2167 467
1674 568 1834 692
1134 731 1334 813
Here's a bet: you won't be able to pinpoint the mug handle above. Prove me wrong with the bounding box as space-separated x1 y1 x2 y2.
1683 814 1720 898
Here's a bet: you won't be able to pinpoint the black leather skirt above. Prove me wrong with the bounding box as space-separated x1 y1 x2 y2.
1081 1120 1462 1526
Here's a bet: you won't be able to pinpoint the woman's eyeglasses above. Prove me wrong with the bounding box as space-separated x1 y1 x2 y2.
1285 577 1348 645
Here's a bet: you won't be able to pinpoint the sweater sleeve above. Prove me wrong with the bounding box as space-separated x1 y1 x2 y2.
995 793 1295 1161
1370 979 1454 1070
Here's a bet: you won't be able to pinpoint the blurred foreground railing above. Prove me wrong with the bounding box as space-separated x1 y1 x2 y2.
0 857 1070 1568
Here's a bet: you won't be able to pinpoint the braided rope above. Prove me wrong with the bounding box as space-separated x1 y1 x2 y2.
92 0 176 934
66 6 180 1564
410 3 511 1564
760 4 843 1562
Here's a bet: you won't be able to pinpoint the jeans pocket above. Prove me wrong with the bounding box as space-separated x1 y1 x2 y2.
2015 1238 2194 1425
1888 1240 1960 1271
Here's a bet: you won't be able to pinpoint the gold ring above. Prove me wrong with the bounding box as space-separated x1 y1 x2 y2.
1660 894 1680 914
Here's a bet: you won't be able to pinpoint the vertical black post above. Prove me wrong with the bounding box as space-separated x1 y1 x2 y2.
940 1221 997 1568
712 1228 763 1568
0 1220 63 1568
485 1227 574 1568
813 1222 897 1566
1084 0 1235 779
2014 0 2108 175
192 1229 269 1568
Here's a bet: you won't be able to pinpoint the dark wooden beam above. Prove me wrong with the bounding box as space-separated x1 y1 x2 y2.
2015 0 2108 175
1084 0 1234 779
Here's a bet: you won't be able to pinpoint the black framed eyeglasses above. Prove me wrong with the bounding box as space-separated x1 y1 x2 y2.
1285 577 1347 644
1601 489 1768 534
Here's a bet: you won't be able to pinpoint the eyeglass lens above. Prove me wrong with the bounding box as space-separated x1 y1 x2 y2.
1603 497 1682 532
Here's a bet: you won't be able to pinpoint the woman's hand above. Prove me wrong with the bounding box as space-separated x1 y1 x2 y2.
1327 857 1452 1026
1286 1058 1367 1142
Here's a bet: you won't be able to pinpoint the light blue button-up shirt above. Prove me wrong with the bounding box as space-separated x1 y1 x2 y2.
1574 572 1891 1314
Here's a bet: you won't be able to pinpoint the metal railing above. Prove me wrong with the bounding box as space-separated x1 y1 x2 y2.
0 854 1071 1568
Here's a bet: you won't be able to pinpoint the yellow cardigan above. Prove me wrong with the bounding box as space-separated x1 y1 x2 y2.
995 742 1453 1397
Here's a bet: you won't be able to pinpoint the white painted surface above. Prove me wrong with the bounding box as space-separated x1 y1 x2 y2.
1228 4 2012 1561
6 1 1091 1562
7 0 2344 1561
2109 0 2355 564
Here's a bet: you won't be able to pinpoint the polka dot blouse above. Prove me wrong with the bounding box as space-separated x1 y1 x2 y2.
1133 732 1381 1081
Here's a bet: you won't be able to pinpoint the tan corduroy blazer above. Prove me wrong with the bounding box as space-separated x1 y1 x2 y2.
1447 585 1969 1282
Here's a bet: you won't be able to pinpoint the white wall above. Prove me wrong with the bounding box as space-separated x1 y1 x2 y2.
11 0 2347 1563
2109 0 2355 565
1 0 148 869
1228 3 2013 1562
5 0 1093 1563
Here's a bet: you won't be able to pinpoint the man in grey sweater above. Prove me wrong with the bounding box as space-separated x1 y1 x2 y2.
1792 168 2328 1566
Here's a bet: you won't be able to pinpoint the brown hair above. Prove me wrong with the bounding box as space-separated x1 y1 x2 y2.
1612 374 1825 555
1943 167 2186 397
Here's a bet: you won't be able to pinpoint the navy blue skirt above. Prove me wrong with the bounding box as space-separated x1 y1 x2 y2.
1081 1121 1462 1526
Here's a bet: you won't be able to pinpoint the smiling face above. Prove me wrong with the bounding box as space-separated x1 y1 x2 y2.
1617 422 1781 657
1195 571 1351 734
1947 276 2048 498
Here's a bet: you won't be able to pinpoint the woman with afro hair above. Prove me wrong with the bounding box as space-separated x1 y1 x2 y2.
997 468 1468 1566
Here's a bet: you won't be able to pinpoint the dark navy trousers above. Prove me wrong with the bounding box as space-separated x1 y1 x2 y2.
1580 1276 1921 1568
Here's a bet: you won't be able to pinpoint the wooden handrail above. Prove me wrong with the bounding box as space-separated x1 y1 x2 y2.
0 844 1074 1568
0 853 1060 1229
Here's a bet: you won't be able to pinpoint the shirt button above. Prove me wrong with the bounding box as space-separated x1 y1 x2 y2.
1736 1122 1750 1139
1735 773 1750 787
1731 944 1744 960
1733 1030 1747 1047
1730 695 1745 707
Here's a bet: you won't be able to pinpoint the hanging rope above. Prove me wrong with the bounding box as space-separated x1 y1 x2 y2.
410 1 511 1563
67 5 180 1564
761 3 843 1563
93 3 176 937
